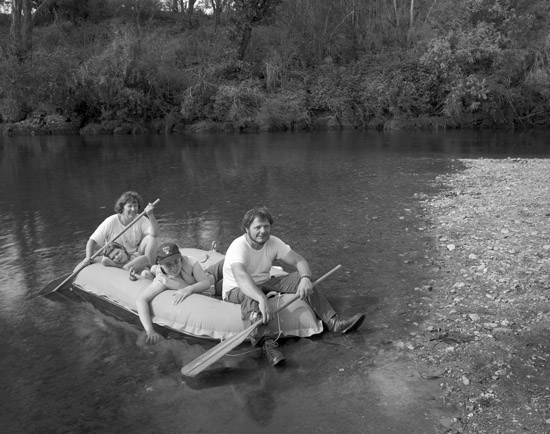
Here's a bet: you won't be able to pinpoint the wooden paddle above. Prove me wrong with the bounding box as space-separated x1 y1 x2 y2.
38 198 160 297
181 264 342 377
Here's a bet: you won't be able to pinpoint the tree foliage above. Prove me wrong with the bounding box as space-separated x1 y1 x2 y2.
2 0 550 131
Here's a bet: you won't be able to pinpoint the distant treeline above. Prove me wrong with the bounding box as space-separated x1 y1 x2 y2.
2 0 550 134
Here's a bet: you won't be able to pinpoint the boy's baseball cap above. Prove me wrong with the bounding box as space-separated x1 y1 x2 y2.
157 242 181 265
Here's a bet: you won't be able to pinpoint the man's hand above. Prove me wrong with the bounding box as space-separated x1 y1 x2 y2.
297 276 313 300
258 297 273 323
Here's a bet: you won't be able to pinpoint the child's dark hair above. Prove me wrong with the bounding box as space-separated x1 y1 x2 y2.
104 242 127 259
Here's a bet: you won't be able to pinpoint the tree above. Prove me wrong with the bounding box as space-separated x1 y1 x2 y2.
208 0 229 30
170 0 184 12
187 0 196 15
165 0 196 15
10 0 57 60
10 0 31 60
231 0 282 61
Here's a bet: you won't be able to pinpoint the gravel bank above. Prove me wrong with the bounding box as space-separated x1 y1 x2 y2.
415 158 550 433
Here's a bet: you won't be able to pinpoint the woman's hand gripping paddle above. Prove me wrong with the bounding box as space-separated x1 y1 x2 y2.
181 264 342 377
37 198 160 297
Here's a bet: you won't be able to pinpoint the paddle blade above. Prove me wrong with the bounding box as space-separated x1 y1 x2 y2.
180 265 342 377
37 273 75 297
181 322 260 377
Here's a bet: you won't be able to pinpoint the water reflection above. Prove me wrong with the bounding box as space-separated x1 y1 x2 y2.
183 366 258 390
183 363 278 427
1 130 550 434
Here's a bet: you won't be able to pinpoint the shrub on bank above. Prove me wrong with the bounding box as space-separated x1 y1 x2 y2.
256 89 310 131
0 49 76 122
3 2 550 133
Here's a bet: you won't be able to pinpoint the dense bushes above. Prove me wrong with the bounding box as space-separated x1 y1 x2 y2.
2 0 550 133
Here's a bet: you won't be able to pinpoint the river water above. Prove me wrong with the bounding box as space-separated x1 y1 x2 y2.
1 130 549 434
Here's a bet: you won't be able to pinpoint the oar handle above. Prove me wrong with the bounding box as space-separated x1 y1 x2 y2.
251 264 342 327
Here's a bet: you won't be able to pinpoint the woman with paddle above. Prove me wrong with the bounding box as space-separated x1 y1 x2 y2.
38 193 160 297
82 191 160 273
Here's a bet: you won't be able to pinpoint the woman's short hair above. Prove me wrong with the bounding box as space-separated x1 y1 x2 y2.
114 191 143 214
241 206 274 231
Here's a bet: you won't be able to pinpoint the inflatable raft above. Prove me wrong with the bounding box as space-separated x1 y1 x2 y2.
71 247 323 341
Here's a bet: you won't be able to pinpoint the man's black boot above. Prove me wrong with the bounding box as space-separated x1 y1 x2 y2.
262 339 286 366
327 313 365 333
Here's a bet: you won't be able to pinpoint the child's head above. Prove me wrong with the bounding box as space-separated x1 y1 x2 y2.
157 242 182 274
104 242 129 264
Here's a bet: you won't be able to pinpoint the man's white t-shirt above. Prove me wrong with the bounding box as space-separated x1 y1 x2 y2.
222 234 291 299
90 214 151 255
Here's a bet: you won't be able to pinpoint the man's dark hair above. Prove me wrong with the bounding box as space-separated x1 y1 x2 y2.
114 191 143 214
241 206 274 231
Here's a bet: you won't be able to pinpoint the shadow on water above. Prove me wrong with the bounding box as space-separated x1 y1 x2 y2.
182 366 259 390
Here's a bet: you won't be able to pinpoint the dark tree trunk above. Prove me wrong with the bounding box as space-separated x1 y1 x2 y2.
10 0 32 61
237 24 252 61
11 0 57 61
188 0 196 16
212 0 223 30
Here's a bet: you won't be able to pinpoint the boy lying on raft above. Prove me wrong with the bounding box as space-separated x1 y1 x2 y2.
102 242 152 280
136 242 215 344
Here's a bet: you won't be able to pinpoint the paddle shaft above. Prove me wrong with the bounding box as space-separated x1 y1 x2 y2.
40 198 160 296
181 264 342 377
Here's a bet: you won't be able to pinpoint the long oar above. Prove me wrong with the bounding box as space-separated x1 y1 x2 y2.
38 198 160 297
181 264 342 377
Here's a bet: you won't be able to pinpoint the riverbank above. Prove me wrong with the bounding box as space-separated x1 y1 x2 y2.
412 158 550 433
0 112 349 137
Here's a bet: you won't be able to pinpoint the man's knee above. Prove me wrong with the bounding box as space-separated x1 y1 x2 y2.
263 272 300 293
